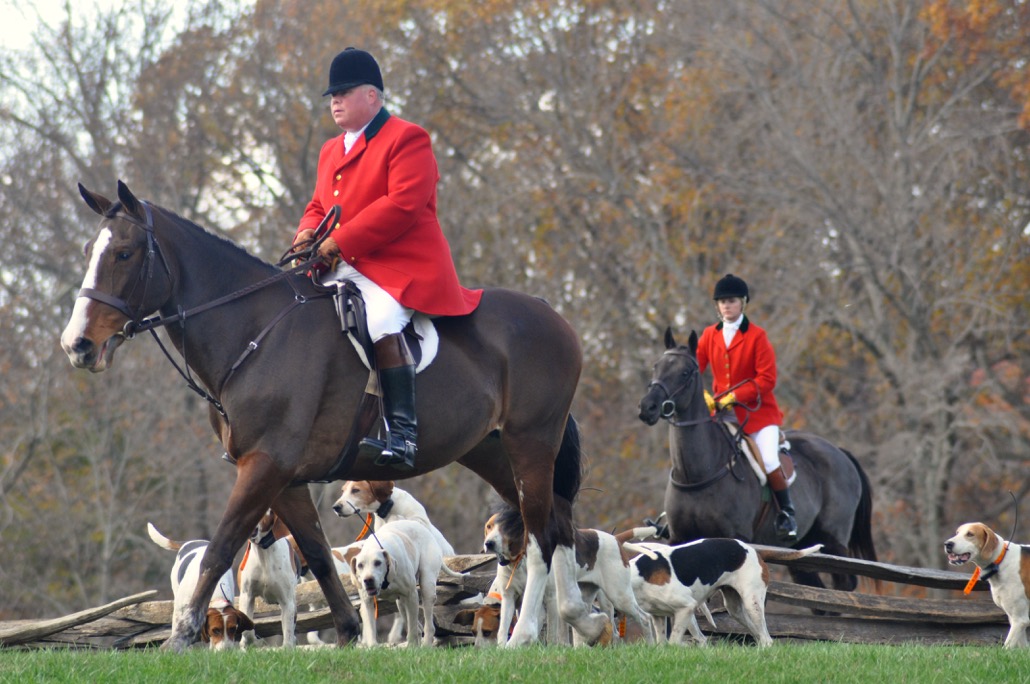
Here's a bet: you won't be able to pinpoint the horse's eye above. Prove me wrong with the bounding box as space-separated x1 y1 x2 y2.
115 250 132 261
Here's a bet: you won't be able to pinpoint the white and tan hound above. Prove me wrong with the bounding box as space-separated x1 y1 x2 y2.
348 519 465 647
945 522 1030 648
332 480 455 555
237 510 304 648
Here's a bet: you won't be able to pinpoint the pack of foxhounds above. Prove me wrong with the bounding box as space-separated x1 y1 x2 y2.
146 482 1027 649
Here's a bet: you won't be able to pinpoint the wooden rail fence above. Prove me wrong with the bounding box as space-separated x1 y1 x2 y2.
0 549 1008 649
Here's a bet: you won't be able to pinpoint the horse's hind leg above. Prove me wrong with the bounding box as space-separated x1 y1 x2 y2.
542 500 607 646
164 450 281 652
271 484 361 646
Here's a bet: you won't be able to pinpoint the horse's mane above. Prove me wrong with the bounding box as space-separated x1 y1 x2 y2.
108 200 276 271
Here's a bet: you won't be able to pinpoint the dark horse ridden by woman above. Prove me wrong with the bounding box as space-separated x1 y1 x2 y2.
638 327 877 592
60 181 608 649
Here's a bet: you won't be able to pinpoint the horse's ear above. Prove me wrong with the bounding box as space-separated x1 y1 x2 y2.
78 183 112 216
116 180 145 220
688 331 698 355
663 326 676 350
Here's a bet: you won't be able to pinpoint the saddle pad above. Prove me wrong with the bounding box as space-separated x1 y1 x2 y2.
723 422 796 487
347 313 439 375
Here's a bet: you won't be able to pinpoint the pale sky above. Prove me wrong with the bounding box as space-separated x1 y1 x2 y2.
0 1 196 52
0 1 72 51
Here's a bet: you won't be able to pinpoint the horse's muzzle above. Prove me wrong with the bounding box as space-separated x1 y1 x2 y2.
63 333 124 372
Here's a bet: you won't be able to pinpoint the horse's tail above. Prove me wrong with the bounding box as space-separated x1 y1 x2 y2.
552 414 584 504
842 448 878 563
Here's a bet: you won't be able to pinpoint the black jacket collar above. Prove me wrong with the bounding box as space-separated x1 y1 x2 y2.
363 107 391 142
715 315 750 332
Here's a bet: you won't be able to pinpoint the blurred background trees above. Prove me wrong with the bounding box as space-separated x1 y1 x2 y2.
1 0 1027 618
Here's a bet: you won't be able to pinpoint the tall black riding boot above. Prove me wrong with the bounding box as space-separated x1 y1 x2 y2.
358 334 418 471
768 467 798 541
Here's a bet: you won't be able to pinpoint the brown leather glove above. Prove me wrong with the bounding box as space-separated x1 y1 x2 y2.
317 236 340 265
291 229 316 252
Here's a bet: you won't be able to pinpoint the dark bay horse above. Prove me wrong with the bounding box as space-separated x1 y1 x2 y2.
60 181 608 649
637 327 877 592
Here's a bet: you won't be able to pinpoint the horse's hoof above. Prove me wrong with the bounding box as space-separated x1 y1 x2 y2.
160 636 190 653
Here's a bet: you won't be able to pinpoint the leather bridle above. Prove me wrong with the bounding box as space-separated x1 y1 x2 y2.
74 202 338 417
646 348 709 426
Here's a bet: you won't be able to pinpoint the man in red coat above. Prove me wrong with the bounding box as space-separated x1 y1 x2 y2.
293 47 482 471
695 274 797 540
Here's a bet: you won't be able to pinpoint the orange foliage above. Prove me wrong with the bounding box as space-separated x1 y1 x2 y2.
921 0 1030 127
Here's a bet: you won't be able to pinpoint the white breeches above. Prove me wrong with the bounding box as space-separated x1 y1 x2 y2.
329 262 413 341
751 424 782 473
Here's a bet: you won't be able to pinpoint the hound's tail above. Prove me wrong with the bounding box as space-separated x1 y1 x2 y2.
756 544 823 562
622 542 661 560
614 526 659 544
439 560 468 579
146 522 183 552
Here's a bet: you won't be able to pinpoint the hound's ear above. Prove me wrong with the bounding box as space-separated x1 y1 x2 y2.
664 326 676 350
688 331 698 355
200 609 215 642
453 608 477 626
237 609 255 633
78 183 112 216
116 180 145 220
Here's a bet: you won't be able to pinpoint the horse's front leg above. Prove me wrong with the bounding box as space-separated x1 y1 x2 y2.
271 484 361 646
163 451 280 652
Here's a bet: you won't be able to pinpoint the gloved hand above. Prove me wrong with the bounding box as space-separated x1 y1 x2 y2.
317 235 341 267
716 392 736 410
291 229 315 252
704 390 716 413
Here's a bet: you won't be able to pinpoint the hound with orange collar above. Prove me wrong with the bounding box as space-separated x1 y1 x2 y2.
332 480 455 555
147 522 254 650
945 522 1030 648
237 510 305 648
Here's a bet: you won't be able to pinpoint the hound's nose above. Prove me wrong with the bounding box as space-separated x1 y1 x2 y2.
944 541 954 552
483 540 496 553
332 503 343 515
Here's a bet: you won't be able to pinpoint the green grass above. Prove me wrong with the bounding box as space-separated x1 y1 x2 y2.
1 643 1027 684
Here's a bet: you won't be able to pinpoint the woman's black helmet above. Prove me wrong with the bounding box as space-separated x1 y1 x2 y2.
713 273 749 301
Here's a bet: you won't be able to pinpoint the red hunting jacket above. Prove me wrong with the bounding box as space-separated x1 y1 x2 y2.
297 108 481 316
695 316 783 434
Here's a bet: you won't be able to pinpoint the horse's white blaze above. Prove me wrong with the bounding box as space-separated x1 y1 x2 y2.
60 227 112 350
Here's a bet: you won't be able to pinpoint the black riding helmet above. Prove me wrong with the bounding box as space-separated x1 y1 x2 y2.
713 273 749 302
323 47 384 97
